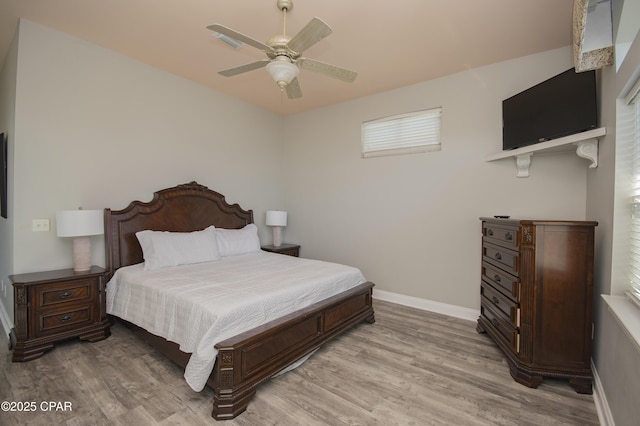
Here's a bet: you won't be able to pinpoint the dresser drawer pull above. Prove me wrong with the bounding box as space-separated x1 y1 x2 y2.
505 232 513 241
491 318 499 328
494 274 501 283
59 291 73 299
59 314 73 322
487 229 494 236
495 252 502 260
492 296 500 305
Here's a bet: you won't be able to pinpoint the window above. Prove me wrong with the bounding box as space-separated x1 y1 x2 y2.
628 78 640 307
361 107 442 158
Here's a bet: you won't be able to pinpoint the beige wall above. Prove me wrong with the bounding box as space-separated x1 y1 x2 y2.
0 23 18 330
282 46 589 310
0 20 286 324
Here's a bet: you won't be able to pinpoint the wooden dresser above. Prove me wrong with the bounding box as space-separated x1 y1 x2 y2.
477 218 597 394
9 266 111 362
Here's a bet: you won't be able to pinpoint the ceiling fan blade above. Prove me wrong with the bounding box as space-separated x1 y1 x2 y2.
297 58 357 83
286 78 302 99
218 60 270 77
207 24 273 52
287 17 333 54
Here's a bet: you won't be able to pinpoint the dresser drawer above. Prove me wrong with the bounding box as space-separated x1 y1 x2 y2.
35 305 94 337
35 279 95 309
481 280 519 327
481 302 519 353
482 241 519 276
481 262 520 301
482 223 519 250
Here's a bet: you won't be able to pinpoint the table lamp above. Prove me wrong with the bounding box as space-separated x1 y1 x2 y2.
265 210 287 247
56 208 104 272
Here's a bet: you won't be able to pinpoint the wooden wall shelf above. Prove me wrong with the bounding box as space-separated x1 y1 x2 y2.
486 127 606 177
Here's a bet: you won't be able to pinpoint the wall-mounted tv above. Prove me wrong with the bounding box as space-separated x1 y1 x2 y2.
502 68 598 151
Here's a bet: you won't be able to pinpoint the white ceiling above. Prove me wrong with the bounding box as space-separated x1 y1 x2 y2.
0 0 575 116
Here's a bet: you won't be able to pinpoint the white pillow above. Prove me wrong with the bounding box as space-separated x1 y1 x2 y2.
136 225 221 270
215 223 261 257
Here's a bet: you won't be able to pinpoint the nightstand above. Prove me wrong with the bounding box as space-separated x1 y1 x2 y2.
9 266 111 362
261 243 300 257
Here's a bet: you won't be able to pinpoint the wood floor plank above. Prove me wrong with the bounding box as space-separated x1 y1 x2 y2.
0 300 599 425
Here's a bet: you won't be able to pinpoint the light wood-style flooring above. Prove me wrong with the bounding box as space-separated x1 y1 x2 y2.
0 300 599 425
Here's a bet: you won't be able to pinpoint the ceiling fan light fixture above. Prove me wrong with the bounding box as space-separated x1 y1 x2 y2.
266 59 299 89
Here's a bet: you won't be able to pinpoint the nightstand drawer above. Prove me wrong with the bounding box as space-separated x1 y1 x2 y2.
37 279 94 308
262 244 300 257
273 246 299 257
37 305 93 337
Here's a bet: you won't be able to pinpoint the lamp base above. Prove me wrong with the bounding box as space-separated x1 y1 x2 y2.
272 227 283 247
72 237 92 272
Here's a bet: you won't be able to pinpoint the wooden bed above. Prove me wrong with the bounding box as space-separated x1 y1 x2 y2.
104 181 375 420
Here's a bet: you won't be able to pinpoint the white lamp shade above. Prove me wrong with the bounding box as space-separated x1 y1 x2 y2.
266 210 287 227
266 61 299 87
56 209 104 237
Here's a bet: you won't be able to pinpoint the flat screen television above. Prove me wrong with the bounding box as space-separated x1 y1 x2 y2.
502 68 597 151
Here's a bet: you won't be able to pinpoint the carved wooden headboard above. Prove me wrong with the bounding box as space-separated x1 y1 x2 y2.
104 181 254 274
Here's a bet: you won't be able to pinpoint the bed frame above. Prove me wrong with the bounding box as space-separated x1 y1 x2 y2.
104 181 375 420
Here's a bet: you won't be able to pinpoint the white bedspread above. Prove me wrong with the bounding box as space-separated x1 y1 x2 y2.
106 251 366 391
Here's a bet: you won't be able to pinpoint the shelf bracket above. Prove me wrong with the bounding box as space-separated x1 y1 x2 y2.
515 153 533 178
513 139 599 178
575 139 599 168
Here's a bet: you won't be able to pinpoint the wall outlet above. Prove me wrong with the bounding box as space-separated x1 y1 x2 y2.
32 219 50 232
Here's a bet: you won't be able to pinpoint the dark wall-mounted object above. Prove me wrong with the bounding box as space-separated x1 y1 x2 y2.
502 68 598 151
1 132 7 219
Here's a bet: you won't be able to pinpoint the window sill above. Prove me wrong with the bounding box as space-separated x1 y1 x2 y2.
602 294 640 351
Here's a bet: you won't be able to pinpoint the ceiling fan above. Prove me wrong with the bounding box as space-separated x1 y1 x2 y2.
207 0 357 99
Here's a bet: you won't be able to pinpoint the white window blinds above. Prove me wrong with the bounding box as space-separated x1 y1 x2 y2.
628 79 640 307
361 107 442 158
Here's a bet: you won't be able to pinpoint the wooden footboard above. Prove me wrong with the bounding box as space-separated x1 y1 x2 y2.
211 281 375 420
114 281 374 420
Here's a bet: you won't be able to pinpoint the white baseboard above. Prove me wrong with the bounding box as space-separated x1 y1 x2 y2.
592 361 614 426
0 300 12 338
373 289 480 322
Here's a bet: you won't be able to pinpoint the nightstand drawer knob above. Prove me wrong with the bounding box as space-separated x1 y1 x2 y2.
59 314 73 322
494 274 501 283
492 296 500 305
59 291 73 299
495 252 502 260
